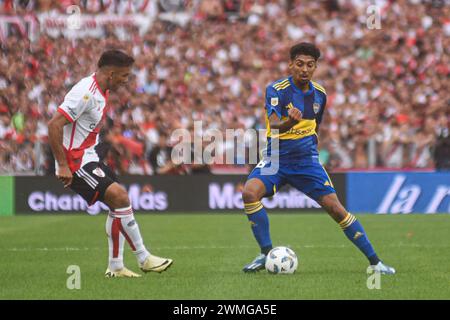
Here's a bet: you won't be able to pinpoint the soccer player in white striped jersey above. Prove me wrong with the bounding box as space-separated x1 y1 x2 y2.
48 50 173 278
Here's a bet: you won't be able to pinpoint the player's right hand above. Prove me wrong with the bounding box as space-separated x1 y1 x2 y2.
56 165 73 188
288 108 302 122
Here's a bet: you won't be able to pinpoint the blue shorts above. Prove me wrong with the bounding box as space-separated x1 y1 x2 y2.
247 159 335 202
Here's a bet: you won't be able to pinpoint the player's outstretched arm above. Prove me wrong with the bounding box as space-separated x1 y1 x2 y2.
48 112 72 187
268 108 302 134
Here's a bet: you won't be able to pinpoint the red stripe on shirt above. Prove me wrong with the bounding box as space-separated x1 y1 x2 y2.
57 108 74 123
68 121 77 150
65 131 98 172
88 79 95 92
64 105 108 173
93 73 107 99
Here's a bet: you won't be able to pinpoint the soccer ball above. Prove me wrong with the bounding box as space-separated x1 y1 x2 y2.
265 246 298 274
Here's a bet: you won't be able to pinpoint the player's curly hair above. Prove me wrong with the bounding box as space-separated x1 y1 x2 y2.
97 49 135 68
290 43 321 61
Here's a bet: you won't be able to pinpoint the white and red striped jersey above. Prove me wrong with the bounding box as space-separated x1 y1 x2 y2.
56 73 109 173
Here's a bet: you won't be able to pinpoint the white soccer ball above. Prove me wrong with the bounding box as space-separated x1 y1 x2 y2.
265 246 298 274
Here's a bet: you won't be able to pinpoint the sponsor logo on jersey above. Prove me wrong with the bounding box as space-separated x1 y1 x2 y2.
285 127 314 136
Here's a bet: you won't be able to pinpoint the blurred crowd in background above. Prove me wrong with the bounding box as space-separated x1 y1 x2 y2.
0 0 449 175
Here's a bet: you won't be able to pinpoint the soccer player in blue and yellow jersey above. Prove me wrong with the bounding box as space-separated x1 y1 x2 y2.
242 43 395 274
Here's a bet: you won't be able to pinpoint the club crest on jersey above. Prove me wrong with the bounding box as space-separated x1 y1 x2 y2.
313 103 320 114
93 167 105 178
271 97 279 106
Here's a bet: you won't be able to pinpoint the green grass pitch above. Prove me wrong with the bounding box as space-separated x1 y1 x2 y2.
0 213 449 299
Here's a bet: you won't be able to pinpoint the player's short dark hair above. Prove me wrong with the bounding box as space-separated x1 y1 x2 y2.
97 50 135 68
290 42 321 61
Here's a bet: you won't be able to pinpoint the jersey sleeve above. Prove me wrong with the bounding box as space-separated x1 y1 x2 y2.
57 87 92 123
265 85 282 119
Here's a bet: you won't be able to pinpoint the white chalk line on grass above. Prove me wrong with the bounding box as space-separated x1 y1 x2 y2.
2 243 449 252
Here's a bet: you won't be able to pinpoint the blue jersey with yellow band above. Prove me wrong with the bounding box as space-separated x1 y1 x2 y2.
264 76 327 164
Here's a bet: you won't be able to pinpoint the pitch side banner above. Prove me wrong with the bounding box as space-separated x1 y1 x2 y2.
346 172 450 214
14 174 346 214
0 13 156 44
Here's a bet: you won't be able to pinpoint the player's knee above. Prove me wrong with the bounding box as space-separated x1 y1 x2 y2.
242 187 261 204
325 200 345 219
328 203 340 215
105 184 130 209
115 189 130 208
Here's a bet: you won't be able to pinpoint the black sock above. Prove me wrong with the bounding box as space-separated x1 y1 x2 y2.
261 246 272 256
369 254 381 265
